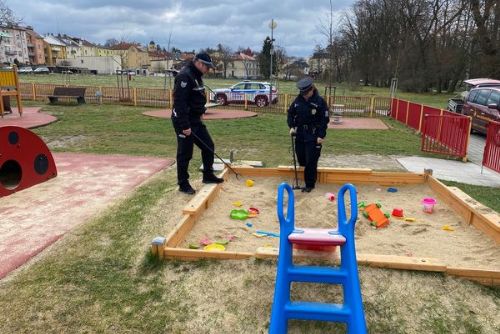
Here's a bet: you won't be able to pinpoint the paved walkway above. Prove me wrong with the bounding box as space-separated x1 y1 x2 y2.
0 153 174 279
467 133 486 165
0 107 57 129
397 156 500 187
328 118 389 130
143 108 257 120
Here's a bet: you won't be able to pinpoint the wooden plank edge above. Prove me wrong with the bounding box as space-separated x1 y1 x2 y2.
426 176 500 243
446 267 500 286
163 247 253 260
165 214 195 247
357 253 447 272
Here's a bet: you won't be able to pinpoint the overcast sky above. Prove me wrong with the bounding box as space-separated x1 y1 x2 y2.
8 0 355 57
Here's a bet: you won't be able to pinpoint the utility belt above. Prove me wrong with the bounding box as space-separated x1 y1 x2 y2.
298 124 317 134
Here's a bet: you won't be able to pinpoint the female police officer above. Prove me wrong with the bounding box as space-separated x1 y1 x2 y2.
287 77 330 192
172 53 223 194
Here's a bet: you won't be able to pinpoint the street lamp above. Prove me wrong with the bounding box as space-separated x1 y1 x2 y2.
269 19 277 80
269 19 277 103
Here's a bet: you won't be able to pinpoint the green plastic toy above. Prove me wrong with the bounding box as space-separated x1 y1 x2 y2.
230 209 249 220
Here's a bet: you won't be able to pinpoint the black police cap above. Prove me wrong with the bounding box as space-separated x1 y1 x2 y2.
195 53 215 68
297 77 314 93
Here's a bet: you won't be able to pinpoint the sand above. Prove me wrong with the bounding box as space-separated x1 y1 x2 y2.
182 176 500 270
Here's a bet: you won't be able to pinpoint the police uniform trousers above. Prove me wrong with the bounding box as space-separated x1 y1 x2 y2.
295 139 322 188
174 121 215 186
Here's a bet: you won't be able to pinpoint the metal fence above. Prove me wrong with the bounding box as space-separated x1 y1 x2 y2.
390 98 471 159
482 121 500 173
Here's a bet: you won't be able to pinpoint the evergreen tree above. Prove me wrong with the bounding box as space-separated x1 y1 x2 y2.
258 37 277 79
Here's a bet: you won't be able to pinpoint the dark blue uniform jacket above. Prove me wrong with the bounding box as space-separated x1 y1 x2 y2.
287 90 330 142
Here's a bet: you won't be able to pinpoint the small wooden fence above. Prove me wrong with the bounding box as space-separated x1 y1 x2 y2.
19 82 392 115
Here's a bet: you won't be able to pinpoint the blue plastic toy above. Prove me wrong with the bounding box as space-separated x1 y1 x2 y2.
269 182 367 334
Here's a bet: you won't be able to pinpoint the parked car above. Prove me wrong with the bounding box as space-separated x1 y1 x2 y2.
447 78 500 113
18 67 33 74
461 86 500 134
211 81 278 107
33 66 50 74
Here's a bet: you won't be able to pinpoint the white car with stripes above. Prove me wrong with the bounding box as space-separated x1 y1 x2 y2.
211 81 278 107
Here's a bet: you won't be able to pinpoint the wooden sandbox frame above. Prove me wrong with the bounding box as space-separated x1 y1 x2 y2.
153 167 500 286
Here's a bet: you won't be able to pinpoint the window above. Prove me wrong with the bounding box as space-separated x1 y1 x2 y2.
467 90 479 102
487 90 500 106
474 89 491 106
233 83 245 90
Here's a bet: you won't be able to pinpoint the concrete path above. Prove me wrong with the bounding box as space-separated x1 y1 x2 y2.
397 156 500 187
467 133 486 165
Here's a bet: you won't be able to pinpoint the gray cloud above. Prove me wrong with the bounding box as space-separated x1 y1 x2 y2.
8 0 354 56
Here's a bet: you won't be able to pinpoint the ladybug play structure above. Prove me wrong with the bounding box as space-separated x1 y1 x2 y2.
0 66 23 117
0 126 57 197
270 183 367 333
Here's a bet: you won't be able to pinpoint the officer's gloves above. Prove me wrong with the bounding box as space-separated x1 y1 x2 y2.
289 127 297 136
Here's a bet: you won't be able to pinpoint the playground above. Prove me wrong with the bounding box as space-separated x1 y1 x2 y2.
0 69 499 333
177 175 499 270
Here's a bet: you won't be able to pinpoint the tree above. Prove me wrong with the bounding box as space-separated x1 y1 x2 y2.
318 0 336 96
104 38 119 47
215 44 232 78
258 37 277 79
470 0 499 77
0 0 20 26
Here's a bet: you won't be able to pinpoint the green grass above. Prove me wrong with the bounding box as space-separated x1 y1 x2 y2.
1 102 498 333
0 167 498 333
441 180 500 212
19 74 454 108
29 102 431 169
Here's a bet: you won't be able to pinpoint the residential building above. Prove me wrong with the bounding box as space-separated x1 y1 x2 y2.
56 55 121 74
72 38 99 57
24 26 45 65
0 25 29 65
228 52 260 79
108 42 150 70
96 46 115 57
43 35 67 66
58 34 82 59
149 49 173 73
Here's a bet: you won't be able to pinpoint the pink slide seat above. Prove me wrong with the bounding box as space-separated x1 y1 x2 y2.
288 228 346 252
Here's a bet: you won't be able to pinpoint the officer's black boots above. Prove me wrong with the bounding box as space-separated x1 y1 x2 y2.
202 173 224 184
302 186 314 193
179 182 196 195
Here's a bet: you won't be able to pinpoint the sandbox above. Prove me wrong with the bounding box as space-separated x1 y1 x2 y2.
155 167 500 285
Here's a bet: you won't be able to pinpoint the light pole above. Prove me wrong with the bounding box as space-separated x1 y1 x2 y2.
269 19 277 102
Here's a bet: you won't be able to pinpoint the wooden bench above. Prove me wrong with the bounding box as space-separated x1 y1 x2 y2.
48 87 86 104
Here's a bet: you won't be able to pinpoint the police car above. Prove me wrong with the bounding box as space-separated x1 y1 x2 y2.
211 81 278 107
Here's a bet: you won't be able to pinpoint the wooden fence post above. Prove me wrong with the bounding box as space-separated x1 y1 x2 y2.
284 94 289 113
32 83 36 100
395 99 400 120
244 94 248 110
369 96 375 117
133 87 137 106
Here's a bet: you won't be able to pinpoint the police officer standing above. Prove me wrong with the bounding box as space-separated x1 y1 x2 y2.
287 77 330 192
172 53 223 194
